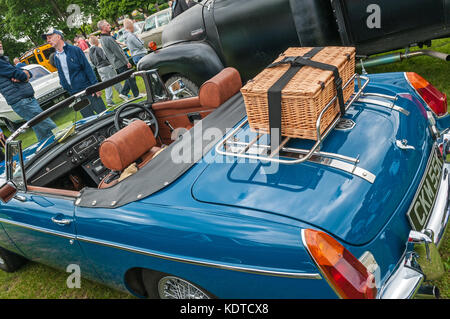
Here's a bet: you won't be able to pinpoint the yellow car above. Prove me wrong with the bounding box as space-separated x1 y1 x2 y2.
19 43 57 73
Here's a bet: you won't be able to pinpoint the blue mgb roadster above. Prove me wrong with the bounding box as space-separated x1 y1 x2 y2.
0 67 448 299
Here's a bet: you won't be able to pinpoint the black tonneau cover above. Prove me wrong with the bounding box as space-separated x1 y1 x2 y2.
77 93 246 208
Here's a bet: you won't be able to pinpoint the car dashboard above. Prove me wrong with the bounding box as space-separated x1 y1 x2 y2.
27 108 151 191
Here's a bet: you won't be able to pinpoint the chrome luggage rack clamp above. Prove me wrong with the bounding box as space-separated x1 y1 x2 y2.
215 74 377 183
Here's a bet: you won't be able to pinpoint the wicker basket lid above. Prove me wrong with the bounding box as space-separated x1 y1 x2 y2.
241 47 356 97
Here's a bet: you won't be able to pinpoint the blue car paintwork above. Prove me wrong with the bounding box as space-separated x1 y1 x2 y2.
0 222 20 254
0 72 447 298
192 74 432 246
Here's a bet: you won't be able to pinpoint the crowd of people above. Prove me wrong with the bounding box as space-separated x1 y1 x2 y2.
0 0 197 146
0 17 150 145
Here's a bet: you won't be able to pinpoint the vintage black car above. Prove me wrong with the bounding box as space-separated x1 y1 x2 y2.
138 0 450 92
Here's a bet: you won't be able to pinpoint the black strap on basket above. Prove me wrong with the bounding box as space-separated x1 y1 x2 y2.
266 47 345 154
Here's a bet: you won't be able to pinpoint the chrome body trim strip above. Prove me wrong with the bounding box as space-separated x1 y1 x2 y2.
0 217 75 240
76 235 322 280
0 217 322 279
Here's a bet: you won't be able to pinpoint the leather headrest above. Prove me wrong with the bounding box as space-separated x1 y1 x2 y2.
99 120 156 171
199 67 242 108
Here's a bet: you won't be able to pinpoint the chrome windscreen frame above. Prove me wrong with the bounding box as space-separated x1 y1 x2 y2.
5 139 27 191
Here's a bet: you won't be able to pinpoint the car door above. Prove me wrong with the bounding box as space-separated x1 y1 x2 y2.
0 143 90 274
0 190 85 270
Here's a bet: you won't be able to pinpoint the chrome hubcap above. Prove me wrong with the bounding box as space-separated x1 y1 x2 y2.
158 276 209 299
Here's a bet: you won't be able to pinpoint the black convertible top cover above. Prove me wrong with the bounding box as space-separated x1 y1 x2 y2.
77 93 246 208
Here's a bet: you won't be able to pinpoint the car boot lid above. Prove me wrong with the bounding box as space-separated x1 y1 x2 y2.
192 76 435 245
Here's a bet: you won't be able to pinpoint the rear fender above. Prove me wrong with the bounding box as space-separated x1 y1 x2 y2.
137 42 225 86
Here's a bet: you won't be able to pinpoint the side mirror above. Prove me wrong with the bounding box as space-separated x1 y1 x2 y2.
0 181 18 203
72 98 91 112
167 79 187 98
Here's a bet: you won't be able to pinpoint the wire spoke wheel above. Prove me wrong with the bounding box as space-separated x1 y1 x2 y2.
158 276 210 299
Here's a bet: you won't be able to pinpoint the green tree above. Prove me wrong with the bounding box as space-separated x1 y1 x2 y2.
0 0 100 48
99 0 169 24
98 0 123 25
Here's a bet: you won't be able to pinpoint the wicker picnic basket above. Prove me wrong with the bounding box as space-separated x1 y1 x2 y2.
241 46 356 140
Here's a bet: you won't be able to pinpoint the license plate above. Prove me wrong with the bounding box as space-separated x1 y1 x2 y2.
407 147 443 231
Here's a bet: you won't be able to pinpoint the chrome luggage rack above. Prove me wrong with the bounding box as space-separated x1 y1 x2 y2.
215 74 377 183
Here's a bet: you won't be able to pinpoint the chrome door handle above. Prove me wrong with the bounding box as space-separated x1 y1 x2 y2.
396 139 415 150
14 195 27 202
51 216 72 226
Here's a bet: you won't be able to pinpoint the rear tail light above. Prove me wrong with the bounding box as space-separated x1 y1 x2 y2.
406 72 448 116
302 229 377 299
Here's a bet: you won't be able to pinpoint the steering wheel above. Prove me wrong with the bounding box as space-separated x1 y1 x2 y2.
114 103 159 138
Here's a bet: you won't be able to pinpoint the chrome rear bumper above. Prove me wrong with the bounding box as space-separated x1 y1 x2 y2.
378 160 449 299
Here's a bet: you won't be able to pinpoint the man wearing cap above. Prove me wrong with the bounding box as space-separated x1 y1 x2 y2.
0 40 57 141
43 28 106 118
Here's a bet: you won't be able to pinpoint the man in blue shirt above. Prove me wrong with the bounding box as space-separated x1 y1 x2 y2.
0 40 56 141
42 28 106 118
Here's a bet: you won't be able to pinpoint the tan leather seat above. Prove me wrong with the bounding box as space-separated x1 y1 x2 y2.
98 120 161 189
151 68 242 145
198 67 242 108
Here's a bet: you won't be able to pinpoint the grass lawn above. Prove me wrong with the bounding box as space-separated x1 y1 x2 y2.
0 262 133 299
361 38 450 97
0 39 449 299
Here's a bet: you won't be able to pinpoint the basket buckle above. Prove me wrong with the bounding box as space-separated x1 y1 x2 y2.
283 56 297 64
